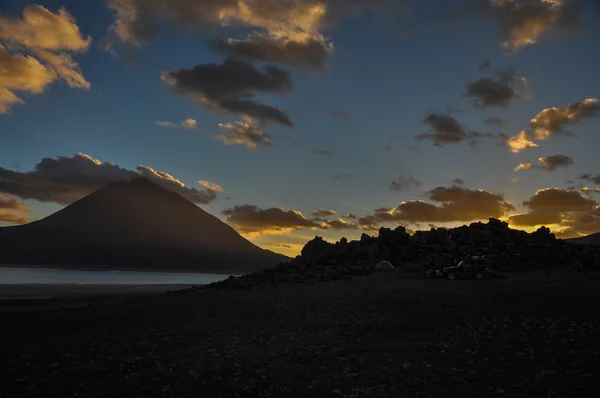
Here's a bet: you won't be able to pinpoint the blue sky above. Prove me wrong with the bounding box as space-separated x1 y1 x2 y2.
1 0 600 255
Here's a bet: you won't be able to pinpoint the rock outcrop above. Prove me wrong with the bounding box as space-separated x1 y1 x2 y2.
210 218 600 289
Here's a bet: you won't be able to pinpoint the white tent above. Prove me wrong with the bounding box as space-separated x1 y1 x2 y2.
375 260 394 271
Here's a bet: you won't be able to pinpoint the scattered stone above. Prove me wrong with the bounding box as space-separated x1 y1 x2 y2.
208 218 600 289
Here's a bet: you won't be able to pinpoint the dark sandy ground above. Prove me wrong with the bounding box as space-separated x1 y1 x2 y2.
2 270 600 397
0 284 195 312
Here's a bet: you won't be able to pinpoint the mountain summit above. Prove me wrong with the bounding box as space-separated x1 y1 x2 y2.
0 178 288 273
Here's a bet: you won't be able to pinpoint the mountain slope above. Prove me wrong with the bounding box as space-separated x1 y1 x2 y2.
0 178 288 273
564 233 600 246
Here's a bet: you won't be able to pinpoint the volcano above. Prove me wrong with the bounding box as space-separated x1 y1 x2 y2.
0 178 288 273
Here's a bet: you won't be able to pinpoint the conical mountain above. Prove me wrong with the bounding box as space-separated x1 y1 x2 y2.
0 178 288 273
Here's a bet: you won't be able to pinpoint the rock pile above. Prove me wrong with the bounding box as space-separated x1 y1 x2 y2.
209 219 600 289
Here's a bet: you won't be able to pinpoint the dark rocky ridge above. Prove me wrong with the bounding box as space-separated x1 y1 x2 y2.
211 218 600 288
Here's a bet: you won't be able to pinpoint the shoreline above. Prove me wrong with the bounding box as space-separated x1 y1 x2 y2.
0 263 241 275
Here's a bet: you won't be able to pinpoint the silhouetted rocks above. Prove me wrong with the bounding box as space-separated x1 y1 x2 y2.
210 218 600 289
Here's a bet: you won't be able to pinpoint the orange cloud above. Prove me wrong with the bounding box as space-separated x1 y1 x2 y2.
0 5 90 113
0 210 28 225
507 98 600 152
359 185 514 229
509 188 597 227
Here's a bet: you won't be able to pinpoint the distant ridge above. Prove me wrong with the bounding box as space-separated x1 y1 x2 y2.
0 178 288 273
564 233 600 246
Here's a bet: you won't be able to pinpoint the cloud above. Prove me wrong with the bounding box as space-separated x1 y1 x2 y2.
312 209 336 217
506 98 600 152
0 153 220 205
161 57 293 126
0 5 90 114
155 118 198 129
390 174 421 191
452 178 465 185
515 162 535 171
515 154 574 171
557 207 600 238
478 59 492 72
106 0 410 66
216 118 273 150
538 154 573 170
509 188 596 227
484 116 506 126
0 195 29 211
358 185 514 229
416 113 498 147
0 211 28 225
312 149 336 158
325 218 359 230
198 180 224 192
208 34 331 69
462 67 531 109
333 172 353 180
332 110 350 118
580 174 600 185
0 195 30 225
222 204 325 234
484 0 583 52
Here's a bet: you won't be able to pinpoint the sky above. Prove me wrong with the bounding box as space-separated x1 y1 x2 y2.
1 0 599 256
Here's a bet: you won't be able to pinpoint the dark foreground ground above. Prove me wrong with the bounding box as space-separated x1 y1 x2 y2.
2 270 600 397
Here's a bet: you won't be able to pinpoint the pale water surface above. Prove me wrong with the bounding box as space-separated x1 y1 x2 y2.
0 267 231 285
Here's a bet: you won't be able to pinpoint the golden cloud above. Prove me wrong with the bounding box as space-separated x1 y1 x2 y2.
155 118 199 129
0 5 90 113
359 185 514 229
509 188 596 227
507 98 600 152
216 118 273 149
488 0 582 52
0 210 29 225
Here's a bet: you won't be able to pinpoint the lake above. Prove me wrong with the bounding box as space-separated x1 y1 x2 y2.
0 267 232 285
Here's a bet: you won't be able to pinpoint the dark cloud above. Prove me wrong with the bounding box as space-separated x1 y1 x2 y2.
333 172 353 180
106 0 411 69
506 98 600 152
221 204 360 234
390 174 421 191
515 154 574 172
485 0 583 52
452 178 465 185
325 218 358 230
463 67 531 109
358 185 514 230
509 188 596 227
208 34 331 69
478 59 491 73
416 113 498 147
312 149 336 158
216 119 273 150
580 174 600 185
0 153 220 205
538 154 574 170
332 110 350 118
161 57 293 126
484 116 506 126
312 209 336 217
222 204 324 234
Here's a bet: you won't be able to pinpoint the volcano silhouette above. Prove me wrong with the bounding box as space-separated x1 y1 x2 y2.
0 178 288 273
